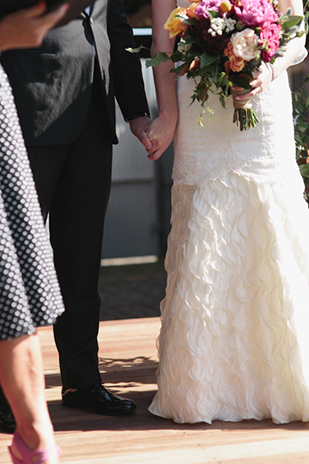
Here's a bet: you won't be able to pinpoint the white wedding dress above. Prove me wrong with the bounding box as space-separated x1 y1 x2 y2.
149 0 309 424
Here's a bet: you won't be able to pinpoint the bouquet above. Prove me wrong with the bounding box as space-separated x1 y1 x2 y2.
131 0 305 131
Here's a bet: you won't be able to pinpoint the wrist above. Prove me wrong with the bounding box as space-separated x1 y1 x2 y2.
267 62 277 82
159 109 178 127
125 112 150 123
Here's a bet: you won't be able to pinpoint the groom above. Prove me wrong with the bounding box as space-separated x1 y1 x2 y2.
1 0 151 417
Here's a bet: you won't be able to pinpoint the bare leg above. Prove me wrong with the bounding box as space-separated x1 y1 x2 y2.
0 333 60 464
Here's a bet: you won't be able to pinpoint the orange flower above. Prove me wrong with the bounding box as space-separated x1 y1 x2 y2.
164 7 188 38
230 56 245 72
224 42 234 59
186 3 199 19
224 43 245 73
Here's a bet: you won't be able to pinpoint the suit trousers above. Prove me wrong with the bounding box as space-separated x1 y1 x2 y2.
27 64 113 390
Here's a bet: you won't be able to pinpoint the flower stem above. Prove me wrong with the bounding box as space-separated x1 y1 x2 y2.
233 108 259 131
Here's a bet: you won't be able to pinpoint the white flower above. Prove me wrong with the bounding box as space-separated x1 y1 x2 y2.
231 28 260 61
208 18 224 36
177 41 192 54
208 17 236 37
225 18 236 33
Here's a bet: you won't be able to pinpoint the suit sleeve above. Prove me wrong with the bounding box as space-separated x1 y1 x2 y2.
107 0 150 121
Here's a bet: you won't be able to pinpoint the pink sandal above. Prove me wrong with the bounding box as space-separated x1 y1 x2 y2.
8 431 61 464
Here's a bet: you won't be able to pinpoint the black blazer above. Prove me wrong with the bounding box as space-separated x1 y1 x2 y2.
1 0 149 146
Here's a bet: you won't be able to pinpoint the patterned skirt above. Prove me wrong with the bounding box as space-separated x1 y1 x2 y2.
0 64 64 340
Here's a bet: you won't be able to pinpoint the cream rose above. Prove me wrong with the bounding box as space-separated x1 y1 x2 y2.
231 28 260 61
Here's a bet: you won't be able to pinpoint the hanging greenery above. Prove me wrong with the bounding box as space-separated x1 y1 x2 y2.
292 1 309 198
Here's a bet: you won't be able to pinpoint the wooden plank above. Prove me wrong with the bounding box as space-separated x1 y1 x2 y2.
1 317 309 463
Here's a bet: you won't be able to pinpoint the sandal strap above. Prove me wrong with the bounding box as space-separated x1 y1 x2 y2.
8 432 61 464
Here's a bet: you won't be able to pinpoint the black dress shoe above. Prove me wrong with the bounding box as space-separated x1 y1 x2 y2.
0 387 16 433
62 384 136 416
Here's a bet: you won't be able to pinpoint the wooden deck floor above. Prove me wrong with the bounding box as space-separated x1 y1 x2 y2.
1 317 309 463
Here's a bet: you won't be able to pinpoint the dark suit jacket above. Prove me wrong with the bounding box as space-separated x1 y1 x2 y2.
1 0 149 146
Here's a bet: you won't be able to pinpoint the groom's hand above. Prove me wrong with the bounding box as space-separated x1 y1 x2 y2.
145 113 177 161
129 116 152 152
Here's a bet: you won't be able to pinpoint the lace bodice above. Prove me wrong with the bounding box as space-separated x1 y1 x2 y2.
173 70 300 186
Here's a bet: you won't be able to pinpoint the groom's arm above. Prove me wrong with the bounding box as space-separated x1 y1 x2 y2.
107 0 150 123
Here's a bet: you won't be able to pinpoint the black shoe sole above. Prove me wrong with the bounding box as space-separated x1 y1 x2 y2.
62 401 136 416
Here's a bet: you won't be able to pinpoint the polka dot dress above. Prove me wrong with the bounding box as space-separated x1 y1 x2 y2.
0 64 64 340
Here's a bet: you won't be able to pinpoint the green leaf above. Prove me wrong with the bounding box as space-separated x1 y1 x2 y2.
295 134 303 144
126 45 149 54
206 106 214 121
280 14 304 29
200 52 219 68
300 164 309 177
208 10 221 20
232 75 252 90
183 35 198 45
186 48 201 60
170 50 184 62
193 63 217 78
146 52 170 68
198 111 205 127
175 16 197 26
170 61 190 75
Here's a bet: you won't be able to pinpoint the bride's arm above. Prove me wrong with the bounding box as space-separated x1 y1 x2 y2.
272 0 307 77
146 0 178 161
236 0 306 100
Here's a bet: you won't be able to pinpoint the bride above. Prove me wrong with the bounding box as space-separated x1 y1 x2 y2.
145 0 309 424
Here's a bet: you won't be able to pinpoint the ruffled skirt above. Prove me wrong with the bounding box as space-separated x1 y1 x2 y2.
149 169 309 424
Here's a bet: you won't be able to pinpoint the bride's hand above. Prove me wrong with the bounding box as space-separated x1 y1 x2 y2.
146 112 177 161
233 61 274 101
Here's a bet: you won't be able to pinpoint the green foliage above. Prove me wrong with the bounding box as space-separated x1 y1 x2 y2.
200 52 219 69
293 74 309 161
304 0 309 46
280 14 306 30
146 52 170 67
293 73 309 200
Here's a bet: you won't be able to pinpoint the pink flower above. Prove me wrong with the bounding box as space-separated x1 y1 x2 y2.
195 0 222 20
234 0 279 29
259 23 282 62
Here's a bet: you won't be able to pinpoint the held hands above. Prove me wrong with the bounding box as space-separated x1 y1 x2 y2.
144 112 177 161
129 114 176 161
0 2 69 52
129 116 153 152
233 61 274 102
